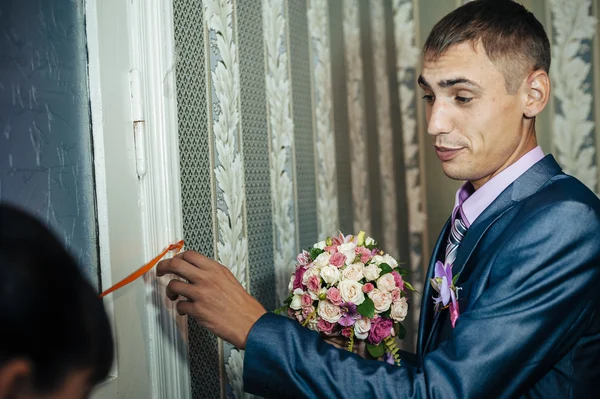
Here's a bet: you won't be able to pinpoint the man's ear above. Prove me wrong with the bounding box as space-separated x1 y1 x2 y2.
0 359 31 399
523 69 550 119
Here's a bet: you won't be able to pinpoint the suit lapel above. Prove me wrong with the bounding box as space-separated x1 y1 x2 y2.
452 155 562 286
420 155 562 355
450 195 514 285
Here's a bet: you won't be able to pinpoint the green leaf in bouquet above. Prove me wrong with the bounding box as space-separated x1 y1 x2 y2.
394 322 407 340
272 304 289 315
357 296 375 318
378 263 394 275
310 247 324 260
404 281 417 293
397 268 411 277
284 295 293 305
381 308 391 319
367 343 386 358
452 272 461 286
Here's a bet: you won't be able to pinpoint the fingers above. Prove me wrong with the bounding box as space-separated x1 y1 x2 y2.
176 299 193 316
165 279 195 302
179 250 222 270
157 253 202 281
322 336 346 350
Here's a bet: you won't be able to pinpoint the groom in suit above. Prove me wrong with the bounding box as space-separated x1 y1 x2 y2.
158 0 600 397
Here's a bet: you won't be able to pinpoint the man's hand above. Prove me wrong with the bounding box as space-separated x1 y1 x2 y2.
322 336 370 359
156 251 267 349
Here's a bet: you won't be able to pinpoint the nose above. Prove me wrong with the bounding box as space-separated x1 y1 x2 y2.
427 100 452 137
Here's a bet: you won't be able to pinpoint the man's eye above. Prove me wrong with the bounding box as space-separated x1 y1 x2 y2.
455 96 472 104
422 95 434 104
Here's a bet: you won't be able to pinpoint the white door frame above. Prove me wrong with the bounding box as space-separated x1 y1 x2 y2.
86 0 190 397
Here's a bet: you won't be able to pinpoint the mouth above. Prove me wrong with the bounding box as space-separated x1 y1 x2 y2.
434 146 464 161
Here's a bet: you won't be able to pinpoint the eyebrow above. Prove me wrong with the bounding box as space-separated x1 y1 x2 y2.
418 75 482 90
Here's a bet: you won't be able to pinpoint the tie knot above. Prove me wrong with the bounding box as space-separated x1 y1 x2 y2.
445 209 468 265
453 214 468 238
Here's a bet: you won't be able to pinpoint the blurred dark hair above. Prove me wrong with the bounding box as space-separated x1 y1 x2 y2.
423 0 551 93
0 204 113 392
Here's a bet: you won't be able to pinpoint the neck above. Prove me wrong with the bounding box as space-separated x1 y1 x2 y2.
471 124 537 191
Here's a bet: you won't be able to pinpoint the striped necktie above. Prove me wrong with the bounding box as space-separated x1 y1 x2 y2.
445 211 468 266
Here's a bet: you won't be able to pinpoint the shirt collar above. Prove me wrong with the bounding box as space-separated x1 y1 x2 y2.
453 146 545 227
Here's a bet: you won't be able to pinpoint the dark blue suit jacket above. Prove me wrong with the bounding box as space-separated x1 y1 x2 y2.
243 156 600 398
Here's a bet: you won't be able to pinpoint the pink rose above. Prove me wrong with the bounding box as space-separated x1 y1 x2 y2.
362 283 375 293
392 271 405 291
301 293 313 308
296 250 311 266
307 275 321 292
368 317 393 345
341 327 353 338
391 288 401 302
326 287 343 306
294 310 305 323
329 252 347 267
355 246 371 263
293 267 307 290
317 318 336 335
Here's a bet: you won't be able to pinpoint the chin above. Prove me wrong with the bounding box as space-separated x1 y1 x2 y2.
440 164 469 181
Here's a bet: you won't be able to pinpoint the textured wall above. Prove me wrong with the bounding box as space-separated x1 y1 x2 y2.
0 0 99 287
172 0 599 397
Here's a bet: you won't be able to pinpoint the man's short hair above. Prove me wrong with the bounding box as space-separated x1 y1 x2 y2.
0 204 114 393
423 0 551 94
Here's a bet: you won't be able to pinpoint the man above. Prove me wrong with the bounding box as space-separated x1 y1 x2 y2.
157 0 600 397
0 204 114 399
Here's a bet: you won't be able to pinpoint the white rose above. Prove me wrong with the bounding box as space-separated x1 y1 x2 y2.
288 274 295 291
302 267 320 286
342 262 364 281
306 316 319 331
390 297 408 322
317 300 342 323
290 294 303 310
364 264 382 281
354 317 371 340
320 265 341 285
383 254 398 268
376 273 397 293
314 240 326 250
368 289 392 313
365 236 375 246
371 255 385 265
313 252 331 269
338 280 365 305
338 242 357 265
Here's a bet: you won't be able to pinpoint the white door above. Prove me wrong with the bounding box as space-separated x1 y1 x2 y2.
86 0 190 397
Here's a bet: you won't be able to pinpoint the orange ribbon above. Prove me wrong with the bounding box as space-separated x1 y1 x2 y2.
100 240 185 298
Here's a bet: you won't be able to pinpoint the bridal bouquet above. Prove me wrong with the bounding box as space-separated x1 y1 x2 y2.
278 231 414 365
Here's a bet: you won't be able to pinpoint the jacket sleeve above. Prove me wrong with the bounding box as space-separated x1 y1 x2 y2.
243 201 600 398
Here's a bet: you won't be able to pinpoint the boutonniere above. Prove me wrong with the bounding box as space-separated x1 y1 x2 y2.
430 261 461 328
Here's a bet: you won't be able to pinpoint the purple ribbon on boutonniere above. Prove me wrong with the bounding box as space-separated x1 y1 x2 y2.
430 261 461 328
